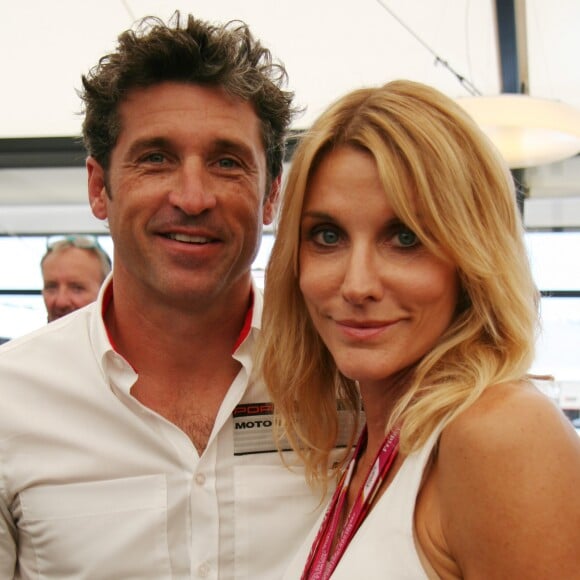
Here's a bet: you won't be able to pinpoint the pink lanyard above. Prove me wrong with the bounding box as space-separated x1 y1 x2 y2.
301 425 400 580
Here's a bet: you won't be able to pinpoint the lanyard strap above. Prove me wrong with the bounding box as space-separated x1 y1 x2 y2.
301 425 400 580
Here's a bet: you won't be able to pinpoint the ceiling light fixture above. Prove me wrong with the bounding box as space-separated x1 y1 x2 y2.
457 94 580 169
376 0 580 169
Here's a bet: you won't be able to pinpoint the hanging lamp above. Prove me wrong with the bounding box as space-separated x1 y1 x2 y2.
457 94 580 168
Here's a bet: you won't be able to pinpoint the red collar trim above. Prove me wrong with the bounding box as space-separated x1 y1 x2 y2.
101 282 120 352
102 283 254 355
233 290 254 353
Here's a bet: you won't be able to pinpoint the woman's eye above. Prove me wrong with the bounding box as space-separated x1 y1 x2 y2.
313 228 340 246
395 228 419 248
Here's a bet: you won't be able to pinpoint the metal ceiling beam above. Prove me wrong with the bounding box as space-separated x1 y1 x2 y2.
494 0 529 211
0 137 86 169
494 0 528 94
0 130 305 169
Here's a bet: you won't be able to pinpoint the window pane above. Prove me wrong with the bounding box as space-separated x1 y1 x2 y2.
525 231 580 290
0 235 115 291
532 297 580 380
0 236 45 290
0 294 45 339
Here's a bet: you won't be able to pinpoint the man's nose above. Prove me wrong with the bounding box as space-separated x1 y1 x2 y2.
168 161 217 215
53 287 73 306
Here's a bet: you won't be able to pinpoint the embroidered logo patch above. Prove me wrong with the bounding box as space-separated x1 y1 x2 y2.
232 402 361 456
233 402 279 455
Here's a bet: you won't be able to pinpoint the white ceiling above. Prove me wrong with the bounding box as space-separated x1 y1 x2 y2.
2 0 496 136
3 0 580 137
2 0 580 232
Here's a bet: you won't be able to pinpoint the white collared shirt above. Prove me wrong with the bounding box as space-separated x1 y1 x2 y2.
0 277 330 579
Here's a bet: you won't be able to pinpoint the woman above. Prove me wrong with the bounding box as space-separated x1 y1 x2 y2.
258 80 580 578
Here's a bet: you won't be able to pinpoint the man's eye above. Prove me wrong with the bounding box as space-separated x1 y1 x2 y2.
142 152 165 164
217 158 239 169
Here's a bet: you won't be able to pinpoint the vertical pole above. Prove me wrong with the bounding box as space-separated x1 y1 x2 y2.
494 0 528 214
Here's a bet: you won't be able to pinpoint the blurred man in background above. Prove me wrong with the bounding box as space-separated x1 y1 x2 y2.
40 235 111 321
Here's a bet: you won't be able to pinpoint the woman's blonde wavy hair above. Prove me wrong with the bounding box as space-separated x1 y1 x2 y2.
257 79 539 490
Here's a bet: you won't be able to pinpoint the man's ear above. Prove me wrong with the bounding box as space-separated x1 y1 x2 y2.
87 157 109 220
263 175 281 225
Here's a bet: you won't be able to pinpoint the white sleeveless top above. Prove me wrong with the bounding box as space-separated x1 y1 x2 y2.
283 423 445 579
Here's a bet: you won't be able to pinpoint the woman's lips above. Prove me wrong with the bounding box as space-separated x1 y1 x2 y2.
335 319 399 339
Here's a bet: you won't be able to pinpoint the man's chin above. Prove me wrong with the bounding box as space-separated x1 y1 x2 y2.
48 310 73 322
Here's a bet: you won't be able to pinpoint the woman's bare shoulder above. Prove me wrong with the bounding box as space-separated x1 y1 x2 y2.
433 380 580 578
443 380 576 450
439 379 580 512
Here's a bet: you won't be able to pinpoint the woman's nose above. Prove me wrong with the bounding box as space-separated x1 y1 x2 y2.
340 246 384 305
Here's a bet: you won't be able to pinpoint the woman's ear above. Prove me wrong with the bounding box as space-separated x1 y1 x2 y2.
87 157 109 220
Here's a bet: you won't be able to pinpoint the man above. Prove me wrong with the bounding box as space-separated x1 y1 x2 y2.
0 14 332 579
41 235 111 321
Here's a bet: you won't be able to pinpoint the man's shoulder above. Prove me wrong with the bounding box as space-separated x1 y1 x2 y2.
0 305 106 429
0 306 95 369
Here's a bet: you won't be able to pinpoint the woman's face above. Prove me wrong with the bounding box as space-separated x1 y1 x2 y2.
299 146 459 388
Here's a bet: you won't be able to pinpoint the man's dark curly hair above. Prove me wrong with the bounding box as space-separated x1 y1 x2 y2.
80 12 296 183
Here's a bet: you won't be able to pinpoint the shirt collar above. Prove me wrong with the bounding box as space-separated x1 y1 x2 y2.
92 274 263 357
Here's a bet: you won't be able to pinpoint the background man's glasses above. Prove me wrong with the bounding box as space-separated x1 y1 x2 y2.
45 235 112 267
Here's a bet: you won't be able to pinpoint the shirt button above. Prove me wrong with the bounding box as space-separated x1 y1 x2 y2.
197 562 210 578
195 473 206 486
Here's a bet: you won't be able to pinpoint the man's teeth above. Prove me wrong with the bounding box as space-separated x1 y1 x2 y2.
167 233 210 243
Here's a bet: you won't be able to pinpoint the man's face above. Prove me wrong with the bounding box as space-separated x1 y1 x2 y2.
87 82 277 312
41 248 104 322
